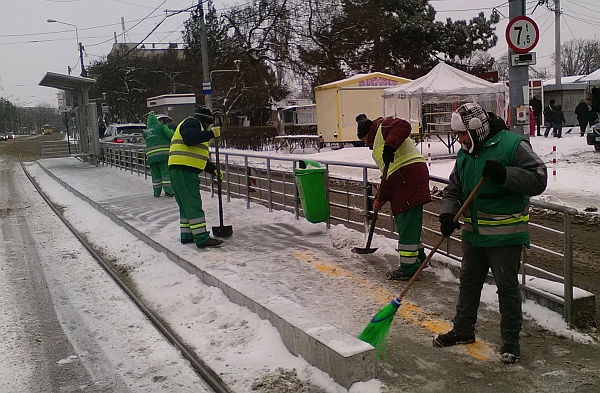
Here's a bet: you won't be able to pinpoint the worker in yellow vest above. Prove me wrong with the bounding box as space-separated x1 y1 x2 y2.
356 114 431 280
168 107 223 248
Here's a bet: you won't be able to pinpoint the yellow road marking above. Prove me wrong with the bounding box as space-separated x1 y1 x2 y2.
291 250 496 361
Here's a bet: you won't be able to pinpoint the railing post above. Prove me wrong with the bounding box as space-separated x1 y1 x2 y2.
267 158 273 212
563 212 574 326
244 156 250 209
225 153 230 202
362 167 370 236
294 161 299 220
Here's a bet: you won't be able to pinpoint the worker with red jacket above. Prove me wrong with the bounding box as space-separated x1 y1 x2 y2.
356 114 431 280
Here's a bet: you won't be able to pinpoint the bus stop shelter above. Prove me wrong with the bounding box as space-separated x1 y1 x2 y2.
39 72 99 164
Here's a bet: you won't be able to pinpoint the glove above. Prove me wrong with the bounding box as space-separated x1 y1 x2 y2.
482 160 506 184
382 145 395 165
373 199 385 210
210 126 221 139
214 170 223 182
439 213 460 237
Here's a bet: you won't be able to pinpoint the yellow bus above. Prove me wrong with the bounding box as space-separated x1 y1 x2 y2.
42 124 53 135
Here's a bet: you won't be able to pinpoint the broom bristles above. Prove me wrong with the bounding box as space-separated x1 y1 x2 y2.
358 298 401 358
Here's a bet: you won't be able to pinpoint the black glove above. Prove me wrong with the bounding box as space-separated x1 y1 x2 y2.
439 213 460 237
482 160 507 184
204 161 217 176
382 145 395 165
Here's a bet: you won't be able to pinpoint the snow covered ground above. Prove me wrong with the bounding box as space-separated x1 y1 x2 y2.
9 129 599 392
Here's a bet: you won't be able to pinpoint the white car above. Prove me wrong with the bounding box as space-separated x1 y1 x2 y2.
101 123 146 144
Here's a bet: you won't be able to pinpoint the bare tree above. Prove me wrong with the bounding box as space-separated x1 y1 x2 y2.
561 39 600 76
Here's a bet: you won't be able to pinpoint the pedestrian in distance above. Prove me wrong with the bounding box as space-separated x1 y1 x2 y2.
543 99 556 137
574 98 592 137
550 104 566 138
432 103 547 364
143 112 175 197
356 113 431 281
529 95 543 136
168 107 223 249
528 106 537 137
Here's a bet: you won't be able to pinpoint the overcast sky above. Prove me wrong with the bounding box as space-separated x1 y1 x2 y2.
0 0 598 108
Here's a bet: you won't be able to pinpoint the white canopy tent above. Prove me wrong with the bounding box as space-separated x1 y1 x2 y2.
382 62 507 138
577 68 600 84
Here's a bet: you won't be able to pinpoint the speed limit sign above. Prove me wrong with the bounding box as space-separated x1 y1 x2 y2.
506 16 539 54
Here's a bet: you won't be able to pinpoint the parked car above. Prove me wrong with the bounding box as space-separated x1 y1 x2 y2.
101 123 146 144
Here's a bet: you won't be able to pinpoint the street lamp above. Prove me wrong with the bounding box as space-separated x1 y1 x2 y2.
47 18 87 77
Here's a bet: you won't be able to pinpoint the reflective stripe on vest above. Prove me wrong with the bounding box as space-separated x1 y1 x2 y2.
146 144 170 158
463 207 529 236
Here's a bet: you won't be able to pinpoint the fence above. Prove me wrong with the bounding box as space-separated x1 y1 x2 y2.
98 141 586 326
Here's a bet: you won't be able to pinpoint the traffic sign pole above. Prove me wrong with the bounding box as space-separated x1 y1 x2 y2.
506 9 539 141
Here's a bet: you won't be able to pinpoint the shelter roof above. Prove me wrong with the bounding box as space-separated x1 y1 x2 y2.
39 72 96 91
382 62 506 97
315 72 411 90
575 68 600 83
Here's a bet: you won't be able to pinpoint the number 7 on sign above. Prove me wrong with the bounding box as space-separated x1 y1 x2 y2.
506 16 539 54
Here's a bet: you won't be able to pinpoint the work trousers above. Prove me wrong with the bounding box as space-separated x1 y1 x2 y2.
170 167 209 245
543 122 554 137
453 241 523 350
149 160 172 196
394 204 426 274
578 117 589 135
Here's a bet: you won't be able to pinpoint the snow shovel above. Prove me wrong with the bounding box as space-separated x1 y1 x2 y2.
212 119 233 238
352 164 389 254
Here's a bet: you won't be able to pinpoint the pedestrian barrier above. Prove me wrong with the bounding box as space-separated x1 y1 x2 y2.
98 142 594 327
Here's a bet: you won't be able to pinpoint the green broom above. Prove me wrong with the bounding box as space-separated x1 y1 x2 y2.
358 177 486 357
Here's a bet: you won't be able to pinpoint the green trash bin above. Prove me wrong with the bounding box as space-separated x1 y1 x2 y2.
294 159 329 223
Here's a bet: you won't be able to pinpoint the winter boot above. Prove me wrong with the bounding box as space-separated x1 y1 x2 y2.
500 345 521 364
197 237 224 248
433 330 476 347
386 267 413 281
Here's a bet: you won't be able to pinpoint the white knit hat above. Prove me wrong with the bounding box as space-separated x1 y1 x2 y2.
451 103 490 154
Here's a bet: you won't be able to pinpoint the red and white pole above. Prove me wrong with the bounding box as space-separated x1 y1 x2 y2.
552 145 557 180
427 142 432 167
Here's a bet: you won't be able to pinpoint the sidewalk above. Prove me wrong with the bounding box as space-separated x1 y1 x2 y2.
28 157 600 392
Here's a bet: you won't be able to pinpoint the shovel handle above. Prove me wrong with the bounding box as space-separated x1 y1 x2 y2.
213 114 226 227
396 176 486 301
363 164 389 249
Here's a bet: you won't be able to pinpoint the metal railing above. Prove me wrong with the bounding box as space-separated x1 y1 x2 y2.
98 142 582 324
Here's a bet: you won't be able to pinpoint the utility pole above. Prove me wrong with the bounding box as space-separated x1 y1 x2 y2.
198 1 212 110
79 42 87 78
554 0 562 90
508 0 529 139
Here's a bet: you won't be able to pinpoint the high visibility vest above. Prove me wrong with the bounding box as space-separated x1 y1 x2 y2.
168 118 209 170
457 130 530 247
372 122 425 178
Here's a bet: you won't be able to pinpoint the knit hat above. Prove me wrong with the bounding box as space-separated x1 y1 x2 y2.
450 103 490 154
356 114 372 139
194 107 214 125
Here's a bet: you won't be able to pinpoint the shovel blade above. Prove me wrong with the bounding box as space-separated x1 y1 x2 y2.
351 246 378 255
212 225 233 238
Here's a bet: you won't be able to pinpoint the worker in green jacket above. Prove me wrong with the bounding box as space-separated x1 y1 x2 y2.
143 112 175 197
433 103 547 364
169 107 223 249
